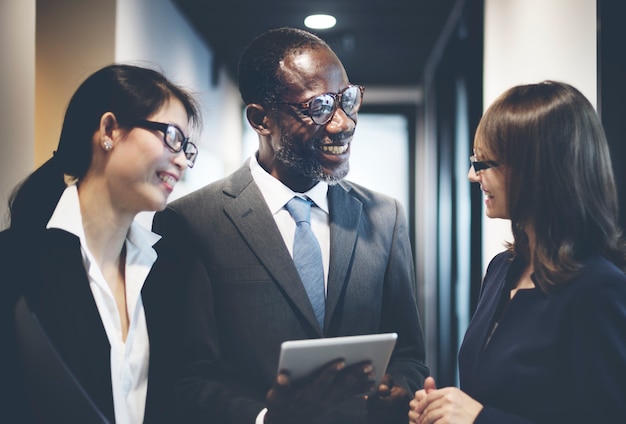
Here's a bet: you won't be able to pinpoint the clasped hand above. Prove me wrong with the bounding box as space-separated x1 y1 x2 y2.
408 376 483 424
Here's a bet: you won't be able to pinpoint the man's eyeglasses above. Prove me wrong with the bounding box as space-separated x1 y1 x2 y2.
132 120 198 168
470 155 500 174
276 84 365 125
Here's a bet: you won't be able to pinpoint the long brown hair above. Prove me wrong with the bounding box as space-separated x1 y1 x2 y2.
474 81 626 291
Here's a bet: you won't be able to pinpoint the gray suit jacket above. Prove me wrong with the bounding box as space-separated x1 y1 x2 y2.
153 161 428 423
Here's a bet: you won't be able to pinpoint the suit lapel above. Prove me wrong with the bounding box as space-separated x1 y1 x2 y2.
223 165 323 334
35 230 114 419
325 183 362 327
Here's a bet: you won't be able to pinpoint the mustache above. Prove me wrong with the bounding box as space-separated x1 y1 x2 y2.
313 128 355 146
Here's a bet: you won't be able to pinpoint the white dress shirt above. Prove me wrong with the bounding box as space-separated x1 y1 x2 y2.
249 154 330 289
46 184 160 424
249 155 331 424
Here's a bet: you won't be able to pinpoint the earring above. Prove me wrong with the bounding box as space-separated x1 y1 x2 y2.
103 137 113 151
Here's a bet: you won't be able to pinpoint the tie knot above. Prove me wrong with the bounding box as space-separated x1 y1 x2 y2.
286 196 312 224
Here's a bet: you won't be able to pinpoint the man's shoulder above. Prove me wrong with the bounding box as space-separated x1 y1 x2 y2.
335 180 398 207
171 180 224 205
169 164 251 208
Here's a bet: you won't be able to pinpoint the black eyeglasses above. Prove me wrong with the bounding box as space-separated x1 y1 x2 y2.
131 120 198 168
276 84 365 125
470 155 500 174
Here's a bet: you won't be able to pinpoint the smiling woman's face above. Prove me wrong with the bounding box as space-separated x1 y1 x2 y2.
468 148 509 220
106 97 190 214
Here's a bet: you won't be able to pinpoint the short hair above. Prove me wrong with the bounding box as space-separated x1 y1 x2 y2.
474 81 625 289
237 27 333 105
8 63 201 232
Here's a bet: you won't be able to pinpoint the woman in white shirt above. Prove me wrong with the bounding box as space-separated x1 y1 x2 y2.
1 64 203 423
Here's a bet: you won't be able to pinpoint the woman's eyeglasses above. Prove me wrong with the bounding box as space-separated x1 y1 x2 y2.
470 155 500 174
132 120 198 168
275 84 365 125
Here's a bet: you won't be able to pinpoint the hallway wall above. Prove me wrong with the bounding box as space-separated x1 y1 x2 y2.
481 0 597 271
0 0 36 229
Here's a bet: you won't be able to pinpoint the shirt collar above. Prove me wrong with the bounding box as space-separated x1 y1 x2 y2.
46 184 162 252
249 154 329 214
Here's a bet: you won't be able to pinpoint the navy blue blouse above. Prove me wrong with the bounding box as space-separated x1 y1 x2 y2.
459 251 626 423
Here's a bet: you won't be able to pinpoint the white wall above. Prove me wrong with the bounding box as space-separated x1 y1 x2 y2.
481 0 597 270
115 0 242 199
114 0 243 227
0 0 36 229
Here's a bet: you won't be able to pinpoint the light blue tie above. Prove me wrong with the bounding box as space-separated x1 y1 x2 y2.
286 197 325 330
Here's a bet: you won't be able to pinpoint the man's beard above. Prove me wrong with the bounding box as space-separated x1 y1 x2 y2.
274 132 350 185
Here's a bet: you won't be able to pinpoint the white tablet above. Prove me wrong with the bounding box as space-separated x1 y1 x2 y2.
277 333 397 387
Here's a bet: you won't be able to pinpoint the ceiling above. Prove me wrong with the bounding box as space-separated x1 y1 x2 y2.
172 0 459 88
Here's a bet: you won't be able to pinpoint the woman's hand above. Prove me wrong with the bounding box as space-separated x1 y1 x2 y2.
408 376 483 424
408 376 436 423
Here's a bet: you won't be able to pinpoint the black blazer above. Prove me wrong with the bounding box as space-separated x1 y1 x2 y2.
0 226 203 423
153 162 429 424
459 251 626 423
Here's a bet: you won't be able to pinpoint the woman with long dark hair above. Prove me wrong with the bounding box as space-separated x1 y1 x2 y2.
1 64 203 423
410 81 626 423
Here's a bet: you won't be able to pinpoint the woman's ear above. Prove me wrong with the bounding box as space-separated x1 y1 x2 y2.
245 104 271 135
98 112 119 151
100 112 118 138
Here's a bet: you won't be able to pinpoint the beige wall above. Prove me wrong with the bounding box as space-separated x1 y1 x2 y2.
35 0 116 168
0 0 36 228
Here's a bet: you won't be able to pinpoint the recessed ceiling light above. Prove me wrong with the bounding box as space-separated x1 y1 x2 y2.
304 14 337 30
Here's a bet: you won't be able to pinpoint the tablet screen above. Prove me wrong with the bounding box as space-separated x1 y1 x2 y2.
277 333 397 387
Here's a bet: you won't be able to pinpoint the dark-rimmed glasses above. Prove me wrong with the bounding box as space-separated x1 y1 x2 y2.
132 120 198 168
470 155 500 174
276 84 364 125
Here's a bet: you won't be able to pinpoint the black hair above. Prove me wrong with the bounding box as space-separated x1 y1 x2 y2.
8 63 201 233
237 27 332 105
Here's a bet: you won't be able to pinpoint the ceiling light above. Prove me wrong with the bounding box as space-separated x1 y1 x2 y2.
304 14 336 30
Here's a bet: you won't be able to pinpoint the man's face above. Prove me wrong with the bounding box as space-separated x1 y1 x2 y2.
259 46 359 192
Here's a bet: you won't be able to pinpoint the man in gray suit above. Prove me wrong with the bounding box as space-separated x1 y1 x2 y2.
153 27 429 424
